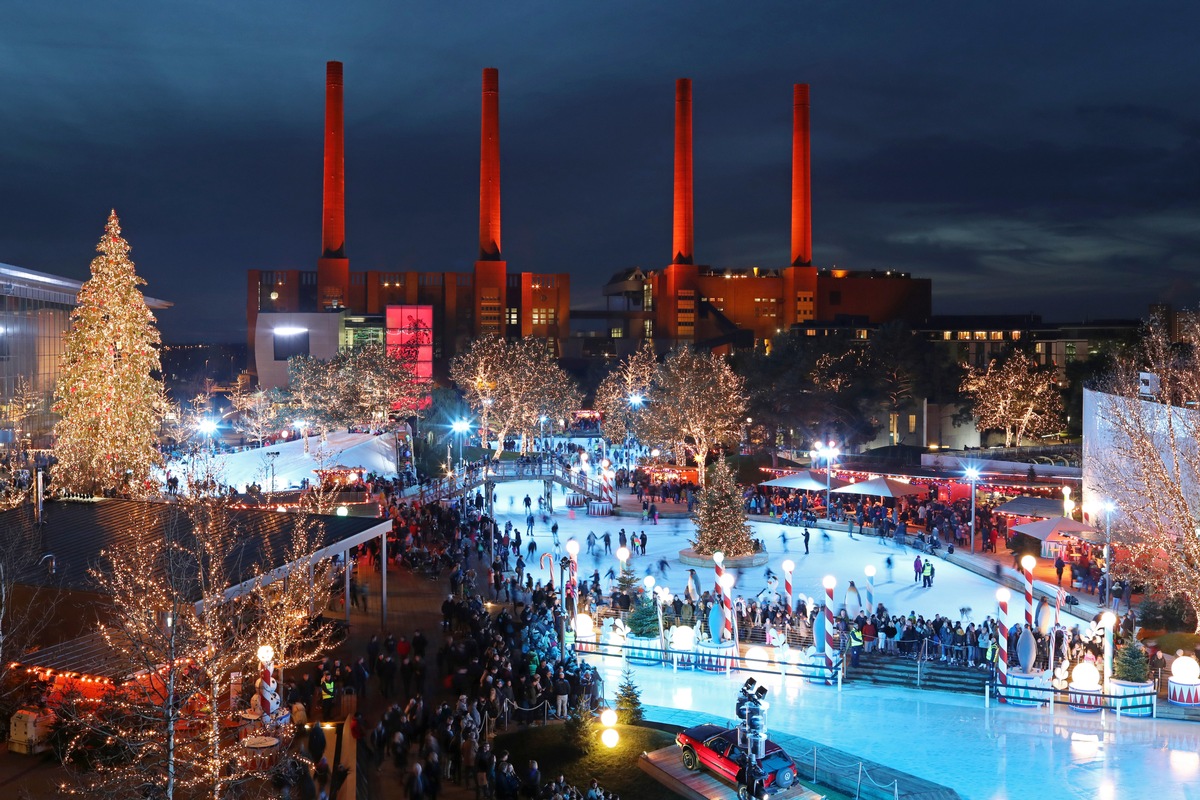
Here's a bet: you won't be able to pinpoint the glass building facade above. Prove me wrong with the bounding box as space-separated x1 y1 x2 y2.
0 263 169 448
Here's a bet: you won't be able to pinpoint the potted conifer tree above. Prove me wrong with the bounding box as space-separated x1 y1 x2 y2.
1110 640 1154 717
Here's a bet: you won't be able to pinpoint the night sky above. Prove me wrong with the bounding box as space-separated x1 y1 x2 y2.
3 2 1198 342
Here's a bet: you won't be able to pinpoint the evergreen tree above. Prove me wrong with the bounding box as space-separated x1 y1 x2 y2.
53 211 163 496
693 460 755 557
564 700 596 755
1113 640 1150 683
626 596 661 637
615 562 639 596
614 664 643 724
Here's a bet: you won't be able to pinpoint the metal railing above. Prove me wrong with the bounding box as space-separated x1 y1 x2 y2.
574 636 845 686
400 461 605 504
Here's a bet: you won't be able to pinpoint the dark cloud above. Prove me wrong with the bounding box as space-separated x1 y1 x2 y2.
1 1 1198 340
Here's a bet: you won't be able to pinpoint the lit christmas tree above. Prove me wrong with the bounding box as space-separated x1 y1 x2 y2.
692 460 755 557
53 211 164 496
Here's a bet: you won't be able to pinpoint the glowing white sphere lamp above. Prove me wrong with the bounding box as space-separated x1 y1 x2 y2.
566 539 580 558
1071 661 1100 689
601 728 619 748
1169 655 1200 707
600 709 618 728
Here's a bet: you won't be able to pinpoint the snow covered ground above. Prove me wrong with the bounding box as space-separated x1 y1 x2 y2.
160 433 398 491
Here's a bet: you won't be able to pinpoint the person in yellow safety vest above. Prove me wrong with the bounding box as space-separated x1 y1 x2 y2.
850 625 865 667
921 559 935 588
321 672 336 721
986 640 997 668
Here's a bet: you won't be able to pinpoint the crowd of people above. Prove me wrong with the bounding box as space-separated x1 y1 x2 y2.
288 483 622 800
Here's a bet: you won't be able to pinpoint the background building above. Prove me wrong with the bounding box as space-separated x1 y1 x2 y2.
566 81 931 359
248 65 570 388
0 263 170 447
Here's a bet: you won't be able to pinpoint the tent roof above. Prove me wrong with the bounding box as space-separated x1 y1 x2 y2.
831 476 927 498
0 498 386 601
760 470 848 491
994 496 1066 519
16 632 137 681
1011 516 1101 543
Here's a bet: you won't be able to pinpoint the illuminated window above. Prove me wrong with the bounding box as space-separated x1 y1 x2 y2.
506 308 518 325
643 319 653 338
943 331 951 340
611 327 624 338
974 331 987 340
908 414 917 434
1035 343 1045 353
1011 330 1022 340
532 308 557 325
957 332 971 340
990 331 1004 341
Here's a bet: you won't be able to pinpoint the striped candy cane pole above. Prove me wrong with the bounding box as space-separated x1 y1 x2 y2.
1021 555 1035 629
996 588 1010 703
723 583 734 641
864 565 875 614
782 560 794 613
823 576 837 685
599 470 612 503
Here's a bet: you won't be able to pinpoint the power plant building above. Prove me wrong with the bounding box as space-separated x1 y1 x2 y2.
248 64 570 388
248 66 931 384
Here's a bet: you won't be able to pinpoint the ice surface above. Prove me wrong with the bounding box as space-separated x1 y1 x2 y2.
487 479 1200 800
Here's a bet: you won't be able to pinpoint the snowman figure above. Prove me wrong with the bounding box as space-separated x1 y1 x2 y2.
253 645 288 726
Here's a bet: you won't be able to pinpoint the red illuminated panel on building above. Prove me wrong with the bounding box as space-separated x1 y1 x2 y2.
386 305 434 384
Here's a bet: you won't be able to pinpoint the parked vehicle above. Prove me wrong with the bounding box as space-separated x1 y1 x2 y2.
676 723 798 797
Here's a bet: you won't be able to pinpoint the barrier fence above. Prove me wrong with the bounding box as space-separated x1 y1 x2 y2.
990 676 1158 716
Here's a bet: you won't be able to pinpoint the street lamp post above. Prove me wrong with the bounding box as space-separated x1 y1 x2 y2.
616 546 630 592
965 466 980 552
1102 500 1115 577
809 441 840 520
566 539 580 617
1101 611 1117 689
452 419 471 470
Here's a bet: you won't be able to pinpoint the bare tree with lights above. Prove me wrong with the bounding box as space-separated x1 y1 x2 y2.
640 347 746 486
52 212 164 496
229 385 281 449
1088 317 1200 632
450 336 580 456
56 456 337 799
594 341 658 444
961 349 1063 447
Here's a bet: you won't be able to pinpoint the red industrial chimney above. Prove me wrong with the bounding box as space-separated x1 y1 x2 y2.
672 78 694 265
318 60 349 308
790 83 812 267
479 67 502 260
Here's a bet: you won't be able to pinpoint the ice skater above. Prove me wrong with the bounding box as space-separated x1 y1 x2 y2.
779 529 789 551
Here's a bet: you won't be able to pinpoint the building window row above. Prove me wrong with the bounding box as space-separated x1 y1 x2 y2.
532 308 557 325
